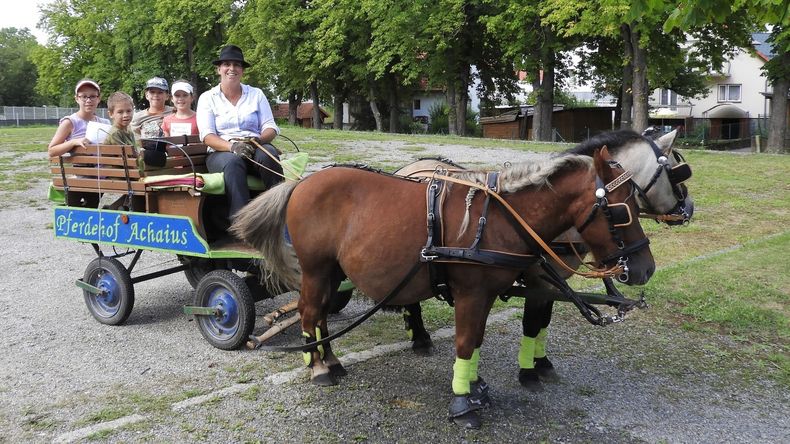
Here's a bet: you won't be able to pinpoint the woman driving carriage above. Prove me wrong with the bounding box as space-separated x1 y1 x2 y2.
196 45 283 222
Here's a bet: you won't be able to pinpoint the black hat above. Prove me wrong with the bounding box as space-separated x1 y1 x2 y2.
212 45 251 68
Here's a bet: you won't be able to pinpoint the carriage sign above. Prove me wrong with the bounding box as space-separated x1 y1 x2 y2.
53 207 209 255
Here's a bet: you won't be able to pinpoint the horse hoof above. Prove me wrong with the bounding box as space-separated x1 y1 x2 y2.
328 363 347 377
518 368 544 392
451 411 481 429
411 338 434 356
311 372 337 386
470 378 491 409
448 394 483 428
535 357 560 382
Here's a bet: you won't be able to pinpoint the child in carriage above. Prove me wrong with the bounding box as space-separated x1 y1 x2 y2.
103 92 137 148
47 79 111 157
162 80 198 137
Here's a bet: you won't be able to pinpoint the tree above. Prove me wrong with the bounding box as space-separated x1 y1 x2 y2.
0 28 45 106
543 0 750 133
33 0 233 108
663 0 790 152
485 0 576 141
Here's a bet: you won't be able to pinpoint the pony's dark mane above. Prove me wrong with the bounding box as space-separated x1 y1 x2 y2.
565 130 644 156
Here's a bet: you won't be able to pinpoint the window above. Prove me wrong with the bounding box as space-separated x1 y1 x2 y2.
718 84 741 102
659 89 678 109
414 99 421 110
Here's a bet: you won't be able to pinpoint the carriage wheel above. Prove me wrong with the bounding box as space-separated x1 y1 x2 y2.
178 255 217 289
82 257 135 325
328 289 353 314
194 270 255 350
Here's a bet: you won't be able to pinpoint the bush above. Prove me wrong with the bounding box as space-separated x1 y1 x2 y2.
428 102 449 134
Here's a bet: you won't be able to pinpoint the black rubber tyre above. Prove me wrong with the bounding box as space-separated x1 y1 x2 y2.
329 289 353 314
82 257 135 325
178 256 217 289
194 270 256 350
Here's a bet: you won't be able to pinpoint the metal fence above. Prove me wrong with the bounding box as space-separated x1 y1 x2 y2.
650 117 776 150
0 106 110 126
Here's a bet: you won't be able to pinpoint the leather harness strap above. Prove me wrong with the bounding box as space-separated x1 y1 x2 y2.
422 172 546 303
428 173 628 280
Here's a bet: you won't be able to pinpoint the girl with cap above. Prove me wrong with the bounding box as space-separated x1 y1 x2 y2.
131 76 174 138
47 78 111 157
196 45 283 221
162 80 198 137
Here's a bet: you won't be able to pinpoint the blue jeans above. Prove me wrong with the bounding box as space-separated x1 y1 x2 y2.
206 144 283 219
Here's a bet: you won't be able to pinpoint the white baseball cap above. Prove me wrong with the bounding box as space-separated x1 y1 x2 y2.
75 79 100 94
171 81 194 95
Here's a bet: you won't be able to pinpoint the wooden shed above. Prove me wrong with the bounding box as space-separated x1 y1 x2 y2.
480 106 615 142
272 102 329 128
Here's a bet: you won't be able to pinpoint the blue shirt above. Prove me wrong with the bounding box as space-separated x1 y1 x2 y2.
196 83 279 144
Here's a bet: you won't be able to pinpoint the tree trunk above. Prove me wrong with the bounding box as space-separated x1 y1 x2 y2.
333 93 344 130
619 24 634 130
369 87 384 132
388 76 399 133
288 91 300 127
532 52 555 142
447 82 457 135
455 66 470 136
310 81 321 130
766 56 789 153
630 26 649 133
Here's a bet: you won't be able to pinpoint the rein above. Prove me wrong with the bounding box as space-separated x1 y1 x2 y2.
251 260 425 353
429 173 629 280
235 137 305 181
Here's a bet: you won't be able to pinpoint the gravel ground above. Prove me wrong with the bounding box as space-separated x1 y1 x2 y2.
0 142 788 443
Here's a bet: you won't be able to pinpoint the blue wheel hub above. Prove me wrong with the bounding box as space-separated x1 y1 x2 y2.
201 287 240 340
91 270 121 317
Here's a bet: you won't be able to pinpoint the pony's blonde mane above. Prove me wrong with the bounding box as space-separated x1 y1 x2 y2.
452 154 593 193
450 155 593 239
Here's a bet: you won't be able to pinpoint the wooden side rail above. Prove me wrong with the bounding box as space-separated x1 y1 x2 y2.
50 136 210 195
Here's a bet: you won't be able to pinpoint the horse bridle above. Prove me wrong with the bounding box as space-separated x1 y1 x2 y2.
577 167 650 283
633 137 693 225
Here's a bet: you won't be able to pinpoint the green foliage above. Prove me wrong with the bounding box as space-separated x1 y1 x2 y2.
0 28 45 106
34 0 232 107
427 101 449 134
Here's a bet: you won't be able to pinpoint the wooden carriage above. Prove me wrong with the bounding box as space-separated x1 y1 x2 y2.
50 136 351 350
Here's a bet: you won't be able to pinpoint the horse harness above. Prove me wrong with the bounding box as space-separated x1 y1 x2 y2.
420 171 541 306
634 137 693 224
419 166 648 309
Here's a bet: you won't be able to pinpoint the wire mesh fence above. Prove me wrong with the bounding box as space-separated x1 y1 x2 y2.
0 106 110 126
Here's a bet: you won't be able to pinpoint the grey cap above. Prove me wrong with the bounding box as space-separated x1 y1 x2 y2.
145 77 169 91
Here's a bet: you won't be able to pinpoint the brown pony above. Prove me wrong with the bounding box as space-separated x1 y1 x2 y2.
232 148 654 428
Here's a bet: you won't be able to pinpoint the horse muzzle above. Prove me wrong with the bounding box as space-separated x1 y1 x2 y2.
665 196 694 226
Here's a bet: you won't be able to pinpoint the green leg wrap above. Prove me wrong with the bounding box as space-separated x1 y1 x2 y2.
315 327 325 359
302 331 313 366
404 310 413 340
535 328 548 359
301 328 325 367
518 336 536 369
452 357 473 395
469 348 480 381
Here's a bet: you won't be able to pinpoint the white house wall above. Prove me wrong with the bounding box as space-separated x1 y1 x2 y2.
650 48 771 119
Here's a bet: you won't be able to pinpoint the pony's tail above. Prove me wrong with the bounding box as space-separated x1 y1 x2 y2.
230 180 302 293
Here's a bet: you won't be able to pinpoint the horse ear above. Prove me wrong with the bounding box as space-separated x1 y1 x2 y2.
655 129 678 155
593 146 614 181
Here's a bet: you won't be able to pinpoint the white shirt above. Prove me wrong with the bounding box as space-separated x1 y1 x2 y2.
196 83 279 145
